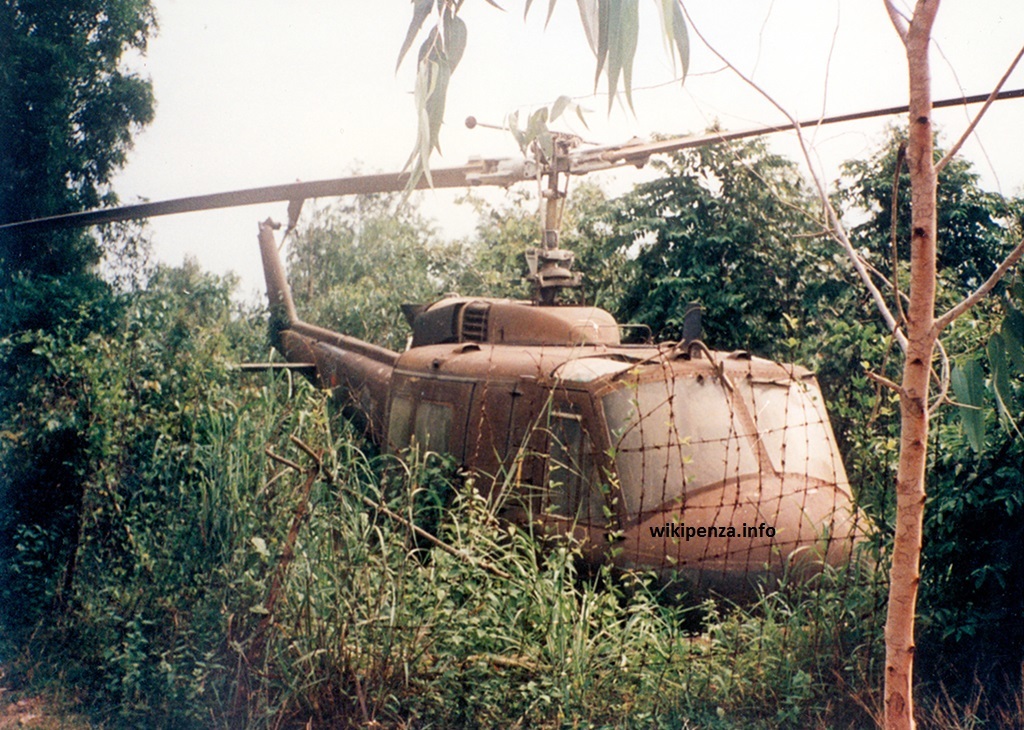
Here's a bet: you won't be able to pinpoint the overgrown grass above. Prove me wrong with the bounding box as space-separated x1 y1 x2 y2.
2 351 892 728
213 413 891 729
0 267 1011 728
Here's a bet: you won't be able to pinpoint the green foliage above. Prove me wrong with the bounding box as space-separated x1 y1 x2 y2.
455 189 542 299
599 136 829 355
286 194 466 351
403 3 466 185
456 182 613 303
0 0 156 278
913 277 1024 707
0 1 158 648
506 97 590 160
1 260 281 724
398 0 688 183
951 356 987 453
285 186 613 349
835 126 1020 292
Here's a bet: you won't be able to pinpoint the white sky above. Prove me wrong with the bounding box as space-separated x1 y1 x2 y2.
111 1 1024 301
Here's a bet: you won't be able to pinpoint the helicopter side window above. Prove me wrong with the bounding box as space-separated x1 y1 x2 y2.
547 412 606 524
387 396 415 450
387 397 452 455
414 401 453 454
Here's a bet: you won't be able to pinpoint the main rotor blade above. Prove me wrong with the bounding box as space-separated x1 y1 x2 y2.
0 162 493 234
3 88 1022 235
570 88 1024 172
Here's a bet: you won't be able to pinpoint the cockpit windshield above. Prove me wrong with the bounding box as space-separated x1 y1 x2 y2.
735 376 844 487
602 369 844 517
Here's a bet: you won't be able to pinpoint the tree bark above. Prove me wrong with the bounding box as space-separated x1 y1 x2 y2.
884 2 940 728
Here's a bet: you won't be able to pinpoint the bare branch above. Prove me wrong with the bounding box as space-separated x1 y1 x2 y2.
835 235 911 350
866 370 905 395
934 236 1024 332
333 479 513 581
885 0 910 44
289 434 324 469
679 7 908 352
867 334 898 425
265 447 303 472
865 257 912 311
936 43 1024 174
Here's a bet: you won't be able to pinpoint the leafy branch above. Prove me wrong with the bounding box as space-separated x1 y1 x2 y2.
397 0 690 186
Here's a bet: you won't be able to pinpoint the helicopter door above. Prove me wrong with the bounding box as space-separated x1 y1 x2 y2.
546 409 607 524
386 378 475 461
472 379 552 523
539 399 616 561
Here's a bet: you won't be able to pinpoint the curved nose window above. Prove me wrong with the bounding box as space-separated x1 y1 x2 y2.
736 377 843 486
602 377 759 517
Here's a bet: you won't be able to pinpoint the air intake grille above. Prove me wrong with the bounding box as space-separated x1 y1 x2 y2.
461 302 490 342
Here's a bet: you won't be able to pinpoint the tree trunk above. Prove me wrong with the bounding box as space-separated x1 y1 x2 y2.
885 2 940 728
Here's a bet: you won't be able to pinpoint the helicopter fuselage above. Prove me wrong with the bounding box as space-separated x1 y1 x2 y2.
259 221 862 597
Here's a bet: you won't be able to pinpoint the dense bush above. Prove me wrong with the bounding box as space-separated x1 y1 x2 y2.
3 138 1022 726
0 254 890 728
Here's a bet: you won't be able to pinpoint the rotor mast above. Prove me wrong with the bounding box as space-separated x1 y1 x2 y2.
525 135 583 305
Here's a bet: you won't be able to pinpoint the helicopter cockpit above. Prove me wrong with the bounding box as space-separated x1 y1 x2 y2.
600 358 847 518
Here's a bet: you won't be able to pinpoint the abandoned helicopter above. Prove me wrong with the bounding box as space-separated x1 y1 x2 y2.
19 93 1016 596
248 143 861 599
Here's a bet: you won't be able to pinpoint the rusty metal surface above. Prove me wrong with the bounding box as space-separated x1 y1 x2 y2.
252 216 867 597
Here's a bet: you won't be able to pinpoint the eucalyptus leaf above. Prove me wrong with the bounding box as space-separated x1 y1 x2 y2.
601 0 639 111
575 103 590 128
417 25 439 64
575 0 600 54
444 14 467 69
508 110 527 150
1002 307 1024 371
550 94 572 122
594 0 610 88
987 333 1012 422
397 0 434 71
538 130 555 159
604 0 622 109
402 0 685 189
524 0 561 26
407 59 435 186
546 0 559 27
671 0 689 79
654 0 675 67
526 107 549 145
951 358 986 453
425 58 451 152
619 0 639 109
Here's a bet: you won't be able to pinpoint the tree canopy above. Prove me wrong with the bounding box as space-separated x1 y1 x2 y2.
836 128 1021 292
0 0 156 279
600 136 829 354
0 0 158 641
